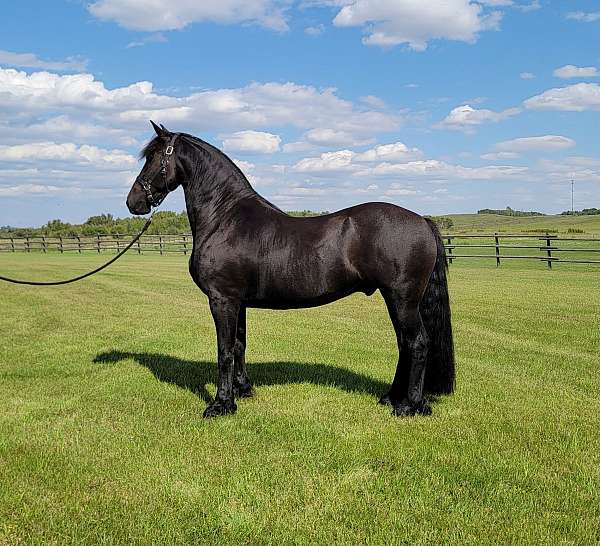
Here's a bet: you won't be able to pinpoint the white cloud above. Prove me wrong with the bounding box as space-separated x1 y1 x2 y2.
478 0 513 5
537 157 600 183
231 158 255 172
520 72 535 80
481 151 521 160
291 141 527 183
553 65 599 79
0 142 137 170
524 83 600 111
495 135 576 153
566 11 600 23
515 1 540 13
359 160 528 180
303 128 374 147
354 142 423 162
0 49 87 72
0 68 399 142
0 116 138 147
126 33 168 48
439 104 520 131
294 150 357 173
479 0 540 11
88 0 290 32
0 184 66 197
384 183 418 196
305 24 325 36
222 130 281 154
360 95 386 108
292 141 422 172
332 0 502 51
282 141 318 154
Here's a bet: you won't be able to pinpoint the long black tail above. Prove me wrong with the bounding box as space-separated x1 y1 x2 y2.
421 218 455 395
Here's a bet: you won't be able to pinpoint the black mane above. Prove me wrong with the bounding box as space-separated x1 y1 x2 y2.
140 133 248 185
140 132 283 213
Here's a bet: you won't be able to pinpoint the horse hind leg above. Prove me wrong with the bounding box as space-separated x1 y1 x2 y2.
233 306 253 398
381 290 431 417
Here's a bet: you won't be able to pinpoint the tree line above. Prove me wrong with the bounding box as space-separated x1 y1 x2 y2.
0 210 327 237
477 207 545 217
478 206 600 217
1 210 456 237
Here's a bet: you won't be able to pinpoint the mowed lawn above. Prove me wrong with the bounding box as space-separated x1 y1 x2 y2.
0 253 598 545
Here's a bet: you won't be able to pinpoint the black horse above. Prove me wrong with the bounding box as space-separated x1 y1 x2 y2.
127 122 454 418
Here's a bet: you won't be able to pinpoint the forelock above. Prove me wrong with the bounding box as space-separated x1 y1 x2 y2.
139 135 163 160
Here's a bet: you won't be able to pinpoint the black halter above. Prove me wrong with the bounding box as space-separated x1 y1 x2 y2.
137 132 180 208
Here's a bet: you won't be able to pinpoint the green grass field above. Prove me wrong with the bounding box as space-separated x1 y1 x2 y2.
1 254 599 545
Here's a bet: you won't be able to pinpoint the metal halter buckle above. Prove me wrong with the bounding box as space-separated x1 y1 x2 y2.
165 145 174 155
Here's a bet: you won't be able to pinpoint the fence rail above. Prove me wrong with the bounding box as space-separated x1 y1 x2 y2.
443 233 600 267
1 232 599 267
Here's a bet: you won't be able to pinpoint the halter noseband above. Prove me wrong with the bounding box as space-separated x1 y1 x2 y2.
137 132 180 208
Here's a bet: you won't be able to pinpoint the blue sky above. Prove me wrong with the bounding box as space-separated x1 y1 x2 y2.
1 0 600 226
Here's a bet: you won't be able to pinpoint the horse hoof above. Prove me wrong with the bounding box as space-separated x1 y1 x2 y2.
379 391 401 406
392 399 432 417
392 403 415 417
413 399 432 416
234 384 254 399
379 393 392 406
203 400 237 418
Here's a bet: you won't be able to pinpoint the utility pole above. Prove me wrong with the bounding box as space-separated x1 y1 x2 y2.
571 178 574 214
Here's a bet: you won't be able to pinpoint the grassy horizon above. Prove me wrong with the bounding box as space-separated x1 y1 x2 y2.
1 254 598 544
445 212 600 235
3 212 600 239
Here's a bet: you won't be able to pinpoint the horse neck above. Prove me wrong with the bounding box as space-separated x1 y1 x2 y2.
180 142 279 236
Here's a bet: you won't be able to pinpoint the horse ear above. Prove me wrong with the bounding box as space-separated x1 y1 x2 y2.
150 120 167 137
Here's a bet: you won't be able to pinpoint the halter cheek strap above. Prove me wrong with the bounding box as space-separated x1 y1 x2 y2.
137 132 180 208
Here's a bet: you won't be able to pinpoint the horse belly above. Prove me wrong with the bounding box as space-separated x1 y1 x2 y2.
248 259 364 309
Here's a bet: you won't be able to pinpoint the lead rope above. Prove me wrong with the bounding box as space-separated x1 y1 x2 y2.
0 214 153 286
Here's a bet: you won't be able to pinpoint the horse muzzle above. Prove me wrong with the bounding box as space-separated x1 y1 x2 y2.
126 183 152 215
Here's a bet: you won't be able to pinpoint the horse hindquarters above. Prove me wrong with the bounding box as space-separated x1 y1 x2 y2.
366 212 451 415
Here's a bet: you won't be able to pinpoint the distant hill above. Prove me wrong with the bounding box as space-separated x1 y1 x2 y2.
444 213 600 235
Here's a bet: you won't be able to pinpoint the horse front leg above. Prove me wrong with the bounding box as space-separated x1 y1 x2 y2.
203 294 240 418
233 305 254 398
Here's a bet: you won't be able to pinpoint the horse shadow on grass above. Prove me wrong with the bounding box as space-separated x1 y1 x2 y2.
93 351 388 404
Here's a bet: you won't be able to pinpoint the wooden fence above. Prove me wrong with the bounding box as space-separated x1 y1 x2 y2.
443 233 600 268
1 232 599 267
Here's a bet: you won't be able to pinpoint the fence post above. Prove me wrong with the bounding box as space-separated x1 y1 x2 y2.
25 236 30 253
494 232 501 267
10 237 15 252
76 235 82 254
545 232 553 270
59 236 63 254
42 236 47 253
115 233 120 254
183 235 187 256
159 235 163 255
97 233 101 253
446 236 453 265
